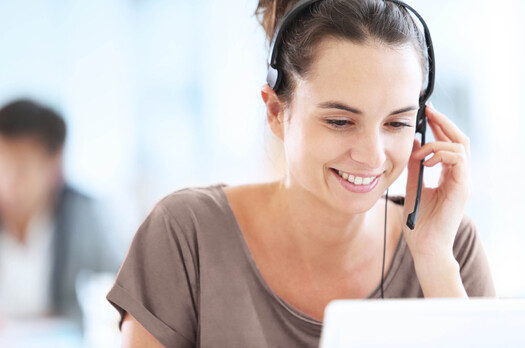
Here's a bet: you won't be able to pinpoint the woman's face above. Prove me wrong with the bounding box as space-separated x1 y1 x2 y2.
279 38 423 214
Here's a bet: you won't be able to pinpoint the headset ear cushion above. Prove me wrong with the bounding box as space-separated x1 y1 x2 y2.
415 106 427 134
266 66 279 90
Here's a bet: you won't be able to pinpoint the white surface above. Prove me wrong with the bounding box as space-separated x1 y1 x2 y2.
320 298 525 348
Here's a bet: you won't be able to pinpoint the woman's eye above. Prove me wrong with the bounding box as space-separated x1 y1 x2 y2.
326 119 353 128
388 121 412 129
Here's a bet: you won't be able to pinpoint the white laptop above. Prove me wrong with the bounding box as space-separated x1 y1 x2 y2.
319 298 525 348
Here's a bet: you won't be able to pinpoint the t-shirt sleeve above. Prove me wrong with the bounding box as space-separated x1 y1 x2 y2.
453 215 496 297
106 200 198 348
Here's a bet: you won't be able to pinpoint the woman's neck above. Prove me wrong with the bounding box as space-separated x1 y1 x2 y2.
267 180 385 269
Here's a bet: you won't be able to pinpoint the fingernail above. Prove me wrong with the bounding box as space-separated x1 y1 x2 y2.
427 101 434 110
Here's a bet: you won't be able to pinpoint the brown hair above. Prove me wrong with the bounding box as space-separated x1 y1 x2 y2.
255 0 428 105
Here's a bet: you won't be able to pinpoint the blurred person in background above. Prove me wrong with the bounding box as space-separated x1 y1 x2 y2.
0 99 121 327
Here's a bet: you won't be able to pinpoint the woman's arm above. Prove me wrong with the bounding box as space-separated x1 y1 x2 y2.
121 312 165 348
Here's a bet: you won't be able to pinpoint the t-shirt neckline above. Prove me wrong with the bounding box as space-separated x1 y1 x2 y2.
214 183 406 327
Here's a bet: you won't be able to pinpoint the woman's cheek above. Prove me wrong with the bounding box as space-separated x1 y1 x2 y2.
283 123 321 181
400 133 416 167
388 131 415 172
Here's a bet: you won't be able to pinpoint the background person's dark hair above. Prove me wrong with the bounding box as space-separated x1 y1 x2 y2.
255 0 428 106
0 99 66 154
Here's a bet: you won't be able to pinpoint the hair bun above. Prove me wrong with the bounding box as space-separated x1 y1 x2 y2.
255 0 298 41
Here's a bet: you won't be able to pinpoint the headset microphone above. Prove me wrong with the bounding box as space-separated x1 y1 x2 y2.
406 107 427 230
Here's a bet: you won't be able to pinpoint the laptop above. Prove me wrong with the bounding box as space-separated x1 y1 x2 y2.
319 298 525 348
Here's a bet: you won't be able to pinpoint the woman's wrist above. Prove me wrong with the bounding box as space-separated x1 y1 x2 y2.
413 253 468 298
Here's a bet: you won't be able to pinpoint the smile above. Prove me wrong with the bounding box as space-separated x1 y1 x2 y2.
334 169 379 185
330 168 381 194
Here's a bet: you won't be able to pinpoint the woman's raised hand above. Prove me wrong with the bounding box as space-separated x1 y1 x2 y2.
403 103 471 297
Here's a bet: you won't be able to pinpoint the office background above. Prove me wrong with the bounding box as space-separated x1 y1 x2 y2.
0 0 523 299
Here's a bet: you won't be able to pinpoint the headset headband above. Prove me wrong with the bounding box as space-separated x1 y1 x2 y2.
267 0 435 105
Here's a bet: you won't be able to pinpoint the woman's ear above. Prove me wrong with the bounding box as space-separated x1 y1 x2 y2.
261 84 285 141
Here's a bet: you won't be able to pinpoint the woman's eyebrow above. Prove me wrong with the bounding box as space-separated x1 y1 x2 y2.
390 105 419 115
317 101 362 114
317 101 418 115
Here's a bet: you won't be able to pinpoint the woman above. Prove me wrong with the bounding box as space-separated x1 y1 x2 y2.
108 0 495 346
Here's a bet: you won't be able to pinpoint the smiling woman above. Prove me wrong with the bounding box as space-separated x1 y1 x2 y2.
107 1 495 347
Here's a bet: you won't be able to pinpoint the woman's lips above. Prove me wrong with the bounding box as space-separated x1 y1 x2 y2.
330 168 380 193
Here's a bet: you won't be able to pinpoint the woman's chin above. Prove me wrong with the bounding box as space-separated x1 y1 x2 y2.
331 196 379 216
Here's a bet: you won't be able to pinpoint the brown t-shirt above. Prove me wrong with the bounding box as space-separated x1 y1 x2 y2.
106 184 495 348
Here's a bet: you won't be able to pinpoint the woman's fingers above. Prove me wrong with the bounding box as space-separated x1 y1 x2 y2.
426 104 470 149
423 149 471 195
412 141 469 183
412 141 466 161
427 112 450 143
422 150 467 168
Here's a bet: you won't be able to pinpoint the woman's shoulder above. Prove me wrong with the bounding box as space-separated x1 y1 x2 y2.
137 183 233 240
152 183 231 219
143 182 271 235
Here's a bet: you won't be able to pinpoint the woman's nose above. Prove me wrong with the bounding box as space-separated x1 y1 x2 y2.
349 129 386 169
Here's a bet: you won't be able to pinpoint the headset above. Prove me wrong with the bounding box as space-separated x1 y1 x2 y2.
266 0 435 231
266 0 435 298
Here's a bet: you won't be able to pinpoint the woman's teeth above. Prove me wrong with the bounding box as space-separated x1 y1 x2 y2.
337 170 376 185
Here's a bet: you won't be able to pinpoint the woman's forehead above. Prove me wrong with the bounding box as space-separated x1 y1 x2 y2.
301 37 424 104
